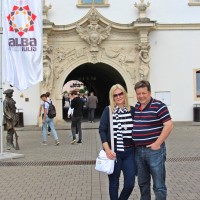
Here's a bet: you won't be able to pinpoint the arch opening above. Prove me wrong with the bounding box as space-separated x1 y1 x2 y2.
62 62 127 120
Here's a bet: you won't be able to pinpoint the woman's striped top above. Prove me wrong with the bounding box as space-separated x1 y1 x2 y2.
113 106 134 152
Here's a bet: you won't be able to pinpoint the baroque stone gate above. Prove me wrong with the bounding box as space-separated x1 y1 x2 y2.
42 2 156 122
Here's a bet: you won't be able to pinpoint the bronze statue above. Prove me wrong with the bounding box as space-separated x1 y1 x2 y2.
3 89 19 150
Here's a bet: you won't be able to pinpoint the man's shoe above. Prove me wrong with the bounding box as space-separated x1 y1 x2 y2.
41 141 47 145
71 139 76 144
55 140 60 146
77 140 82 144
47 132 50 136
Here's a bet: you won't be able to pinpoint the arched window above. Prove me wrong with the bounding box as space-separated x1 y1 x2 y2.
77 0 109 7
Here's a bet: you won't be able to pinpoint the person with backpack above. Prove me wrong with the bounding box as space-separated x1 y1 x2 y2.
38 92 52 136
40 93 60 146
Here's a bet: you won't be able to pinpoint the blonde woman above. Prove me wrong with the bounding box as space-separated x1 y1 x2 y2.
99 84 136 200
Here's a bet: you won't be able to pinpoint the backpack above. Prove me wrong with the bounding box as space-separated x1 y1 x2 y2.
47 101 56 118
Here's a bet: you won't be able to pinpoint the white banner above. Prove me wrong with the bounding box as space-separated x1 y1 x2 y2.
3 0 43 91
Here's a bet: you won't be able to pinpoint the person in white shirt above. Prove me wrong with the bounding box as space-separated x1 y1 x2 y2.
67 93 74 118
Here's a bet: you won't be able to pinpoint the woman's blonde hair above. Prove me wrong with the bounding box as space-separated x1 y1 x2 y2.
109 84 130 112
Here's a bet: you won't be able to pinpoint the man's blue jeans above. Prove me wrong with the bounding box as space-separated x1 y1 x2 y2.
108 147 135 200
42 116 58 142
135 143 167 200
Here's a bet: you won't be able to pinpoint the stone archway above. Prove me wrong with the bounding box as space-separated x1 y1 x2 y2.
63 62 127 119
53 57 135 122
42 7 156 123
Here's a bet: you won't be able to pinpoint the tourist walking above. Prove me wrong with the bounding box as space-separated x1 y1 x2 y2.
38 92 52 136
87 92 98 122
99 84 136 200
46 92 52 136
67 92 79 137
132 80 173 200
70 90 84 144
40 94 60 146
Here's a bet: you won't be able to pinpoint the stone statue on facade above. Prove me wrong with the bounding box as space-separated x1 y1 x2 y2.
3 89 18 150
43 57 52 90
43 0 52 22
134 0 150 22
43 45 54 92
139 49 150 80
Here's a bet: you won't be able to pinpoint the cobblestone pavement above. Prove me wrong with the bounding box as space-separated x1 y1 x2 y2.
0 121 200 200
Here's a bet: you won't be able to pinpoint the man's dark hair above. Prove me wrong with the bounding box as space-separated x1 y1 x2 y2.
46 92 50 97
71 90 78 96
134 80 151 92
40 94 47 98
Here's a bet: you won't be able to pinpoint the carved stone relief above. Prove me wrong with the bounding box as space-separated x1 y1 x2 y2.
42 45 53 93
136 42 150 80
42 43 141 92
76 8 111 63
42 5 156 121
52 47 88 76
42 46 89 91
104 47 136 66
43 41 151 91
103 47 137 81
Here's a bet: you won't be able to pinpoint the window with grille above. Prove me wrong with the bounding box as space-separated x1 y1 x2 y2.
188 0 200 5
196 71 200 98
193 69 200 100
82 0 104 3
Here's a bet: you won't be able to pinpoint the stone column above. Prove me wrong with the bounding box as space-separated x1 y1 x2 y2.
54 94 64 123
133 0 156 81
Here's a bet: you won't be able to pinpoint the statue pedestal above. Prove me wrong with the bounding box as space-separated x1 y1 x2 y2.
0 152 24 161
